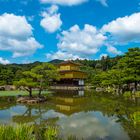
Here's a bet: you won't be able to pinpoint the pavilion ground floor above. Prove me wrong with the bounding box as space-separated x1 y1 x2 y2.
51 79 85 90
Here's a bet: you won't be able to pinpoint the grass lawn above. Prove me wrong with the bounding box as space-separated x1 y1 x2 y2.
123 91 140 98
0 90 50 97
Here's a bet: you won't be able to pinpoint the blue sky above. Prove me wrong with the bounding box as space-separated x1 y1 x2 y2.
0 0 140 64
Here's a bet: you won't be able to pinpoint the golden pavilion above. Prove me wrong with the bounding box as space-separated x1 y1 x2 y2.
56 61 87 88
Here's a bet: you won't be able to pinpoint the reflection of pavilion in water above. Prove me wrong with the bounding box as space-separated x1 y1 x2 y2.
52 90 91 115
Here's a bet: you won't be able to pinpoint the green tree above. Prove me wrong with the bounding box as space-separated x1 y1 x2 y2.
15 71 38 97
15 63 59 97
100 55 110 71
80 66 95 85
117 47 140 91
31 63 60 96
0 68 14 85
101 69 125 94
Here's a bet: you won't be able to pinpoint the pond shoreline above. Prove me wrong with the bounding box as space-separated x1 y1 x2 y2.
0 90 51 97
17 96 47 104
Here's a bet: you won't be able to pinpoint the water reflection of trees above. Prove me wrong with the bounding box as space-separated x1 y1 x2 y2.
94 96 140 140
52 90 140 140
12 105 40 124
0 91 139 139
88 92 140 140
0 96 16 110
12 103 57 125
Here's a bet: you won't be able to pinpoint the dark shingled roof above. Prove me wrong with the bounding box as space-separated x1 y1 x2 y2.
59 61 81 66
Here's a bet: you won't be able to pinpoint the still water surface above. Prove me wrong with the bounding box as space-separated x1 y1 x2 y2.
0 90 140 140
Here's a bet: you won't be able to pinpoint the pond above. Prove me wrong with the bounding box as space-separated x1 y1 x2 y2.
0 90 140 140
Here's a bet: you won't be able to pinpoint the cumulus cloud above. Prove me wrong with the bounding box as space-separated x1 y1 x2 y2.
102 12 140 44
46 51 85 60
58 112 129 140
106 44 122 55
0 13 32 39
46 12 140 60
40 5 62 33
47 24 106 60
40 0 88 6
0 57 10 65
0 13 43 58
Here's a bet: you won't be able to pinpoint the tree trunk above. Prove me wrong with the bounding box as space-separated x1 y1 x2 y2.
116 85 122 95
38 88 42 97
29 88 32 98
134 81 137 91
38 79 43 97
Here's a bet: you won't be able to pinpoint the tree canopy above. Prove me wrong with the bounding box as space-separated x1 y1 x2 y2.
14 63 60 97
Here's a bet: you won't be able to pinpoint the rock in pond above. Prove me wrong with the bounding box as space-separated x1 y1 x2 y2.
17 97 47 104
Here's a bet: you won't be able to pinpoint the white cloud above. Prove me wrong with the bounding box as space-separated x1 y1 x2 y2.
40 5 62 33
102 12 140 44
46 51 85 60
59 24 106 55
40 0 108 6
40 0 108 7
0 13 43 58
46 24 106 60
47 4 59 14
0 13 32 39
58 112 129 140
47 12 140 60
0 57 10 65
45 12 140 60
40 0 88 6
96 0 108 7
106 44 122 55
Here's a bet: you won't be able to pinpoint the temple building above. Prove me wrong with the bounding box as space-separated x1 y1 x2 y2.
53 61 87 89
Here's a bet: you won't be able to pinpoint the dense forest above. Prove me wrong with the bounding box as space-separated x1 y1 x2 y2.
77 47 140 94
0 47 140 95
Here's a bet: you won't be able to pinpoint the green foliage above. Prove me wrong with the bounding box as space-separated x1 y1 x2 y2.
14 63 59 97
0 124 35 140
123 91 131 98
32 63 60 86
31 63 60 96
91 47 140 94
0 124 60 140
44 126 58 140
0 61 43 86
0 124 80 140
15 71 38 97
0 68 14 85
0 53 122 86
117 47 140 88
75 55 122 70
123 91 140 98
80 66 96 84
